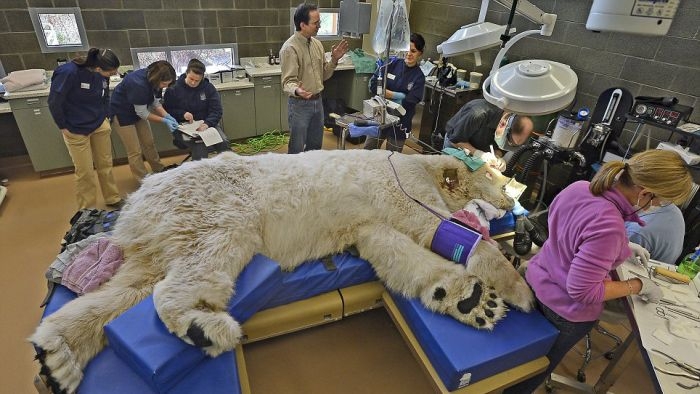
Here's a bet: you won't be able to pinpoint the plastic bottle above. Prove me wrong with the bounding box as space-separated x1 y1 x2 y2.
677 249 700 279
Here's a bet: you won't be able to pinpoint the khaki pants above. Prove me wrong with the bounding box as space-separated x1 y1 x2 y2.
62 119 121 209
112 116 165 180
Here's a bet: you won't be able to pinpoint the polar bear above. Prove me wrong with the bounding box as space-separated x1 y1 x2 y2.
31 149 534 393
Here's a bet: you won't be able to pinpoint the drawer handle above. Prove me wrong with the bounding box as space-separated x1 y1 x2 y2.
263 85 271 89
26 98 40 104
33 109 42 115
235 91 242 95
262 77 272 82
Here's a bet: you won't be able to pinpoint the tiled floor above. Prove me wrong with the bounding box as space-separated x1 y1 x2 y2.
0 132 655 393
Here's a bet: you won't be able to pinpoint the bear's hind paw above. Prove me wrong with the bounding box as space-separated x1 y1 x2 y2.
422 275 507 330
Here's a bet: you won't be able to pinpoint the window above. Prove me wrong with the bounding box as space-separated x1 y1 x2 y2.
131 44 239 75
29 8 89 53
289 8 341 41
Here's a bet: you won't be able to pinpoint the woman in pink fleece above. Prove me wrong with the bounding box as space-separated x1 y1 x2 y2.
504 149 693 393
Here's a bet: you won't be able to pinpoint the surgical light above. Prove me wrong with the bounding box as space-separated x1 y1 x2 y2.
439 0 578 116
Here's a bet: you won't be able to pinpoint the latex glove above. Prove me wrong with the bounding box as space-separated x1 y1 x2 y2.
390 91 406 104
637 277 663 303
162 117 179 133
627 242 650 268
480 151 506 171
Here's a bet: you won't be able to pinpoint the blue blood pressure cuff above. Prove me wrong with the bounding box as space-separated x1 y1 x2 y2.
349 123 380 138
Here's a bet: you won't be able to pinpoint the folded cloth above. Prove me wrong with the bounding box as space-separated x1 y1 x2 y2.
62 237 124 295
442 147 484 171
0 69 46 92
463 198 507 229
348 123 379 138
14 82 49 92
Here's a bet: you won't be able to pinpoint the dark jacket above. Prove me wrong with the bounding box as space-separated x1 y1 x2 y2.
109 68 157 126
48 62 110 135
163 74 222 128
444 99 502 152
369 58 425 139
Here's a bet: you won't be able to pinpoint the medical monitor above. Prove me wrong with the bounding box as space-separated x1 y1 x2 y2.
29 7 90 53
289 8 341 41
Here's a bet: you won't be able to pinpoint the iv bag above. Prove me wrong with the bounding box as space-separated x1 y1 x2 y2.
372 0 410 55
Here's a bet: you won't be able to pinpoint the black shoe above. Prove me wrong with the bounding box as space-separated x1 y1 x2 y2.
106 199 125 210
513 216 532 255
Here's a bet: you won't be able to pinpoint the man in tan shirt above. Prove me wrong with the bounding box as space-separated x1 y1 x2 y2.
281 3 348 153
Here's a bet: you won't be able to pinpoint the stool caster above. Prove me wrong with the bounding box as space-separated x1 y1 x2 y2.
604 351 616 360
576 370 586 382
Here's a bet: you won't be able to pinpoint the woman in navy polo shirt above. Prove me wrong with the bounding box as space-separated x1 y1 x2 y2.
163 58 231 160
110 60 178 180
48 48 124 209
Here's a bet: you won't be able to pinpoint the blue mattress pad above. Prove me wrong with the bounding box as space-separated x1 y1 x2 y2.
391 293 558 391
104 254 281 392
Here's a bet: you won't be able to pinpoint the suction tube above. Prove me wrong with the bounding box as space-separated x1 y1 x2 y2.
503 143 538 177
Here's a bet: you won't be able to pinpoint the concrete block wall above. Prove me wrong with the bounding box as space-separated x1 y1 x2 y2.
410 0 700 149
0 0 344 73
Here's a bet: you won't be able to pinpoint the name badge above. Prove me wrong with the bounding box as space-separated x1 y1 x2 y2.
387 73 396 80
80 83 90 89
200 93 206 101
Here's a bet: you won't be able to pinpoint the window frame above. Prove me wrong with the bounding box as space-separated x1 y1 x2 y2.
28 7 90 54
289 7 342 41
130 43 240 73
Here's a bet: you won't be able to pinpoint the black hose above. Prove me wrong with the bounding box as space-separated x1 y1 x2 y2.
503 143 537 177
517 150 545 183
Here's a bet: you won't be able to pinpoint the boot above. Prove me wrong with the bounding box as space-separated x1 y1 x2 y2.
513 216 532 255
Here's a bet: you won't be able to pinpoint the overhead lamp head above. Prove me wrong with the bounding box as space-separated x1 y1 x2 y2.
483 59 578 115
436 22 506 57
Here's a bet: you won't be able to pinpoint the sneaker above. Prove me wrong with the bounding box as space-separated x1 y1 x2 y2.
106 199 126 210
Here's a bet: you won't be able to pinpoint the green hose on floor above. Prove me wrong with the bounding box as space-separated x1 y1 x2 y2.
231 131 289 155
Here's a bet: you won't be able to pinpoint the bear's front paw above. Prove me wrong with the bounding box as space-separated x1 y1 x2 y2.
180 310 243 356
421 274 507 330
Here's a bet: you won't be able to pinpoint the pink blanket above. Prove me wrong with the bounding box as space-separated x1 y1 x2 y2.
62 237 124 295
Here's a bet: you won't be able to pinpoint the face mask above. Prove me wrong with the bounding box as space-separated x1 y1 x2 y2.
495 131 507 149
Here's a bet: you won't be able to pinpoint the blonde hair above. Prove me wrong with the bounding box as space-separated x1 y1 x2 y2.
590 150 693 205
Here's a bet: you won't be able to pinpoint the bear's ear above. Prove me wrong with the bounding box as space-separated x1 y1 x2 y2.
442 168 459 191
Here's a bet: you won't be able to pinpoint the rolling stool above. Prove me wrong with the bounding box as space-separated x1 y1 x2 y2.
576 302 627 383
545 301 627 392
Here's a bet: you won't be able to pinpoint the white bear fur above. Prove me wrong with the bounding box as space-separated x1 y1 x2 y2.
30 149 534 393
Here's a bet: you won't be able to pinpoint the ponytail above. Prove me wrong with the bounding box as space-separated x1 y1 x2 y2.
590 161 629 195
590 150 693 205
72 48 120 71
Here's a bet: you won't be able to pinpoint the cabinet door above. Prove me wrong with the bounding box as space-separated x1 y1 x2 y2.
12 106 73 172
351 74 372 112
280 90 289 132
255 83 282 134
221 89 257 140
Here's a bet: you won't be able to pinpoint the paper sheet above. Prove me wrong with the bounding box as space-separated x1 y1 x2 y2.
177 121 223 147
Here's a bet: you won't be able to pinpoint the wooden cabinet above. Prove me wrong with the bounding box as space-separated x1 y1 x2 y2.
9 96 73 172
220 88 257 140
253 76 281 134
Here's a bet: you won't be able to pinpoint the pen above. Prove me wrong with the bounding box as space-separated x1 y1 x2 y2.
490 145 495 157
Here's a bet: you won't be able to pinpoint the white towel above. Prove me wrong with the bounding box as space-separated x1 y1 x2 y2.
0 69 47 92
463 199 507 229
